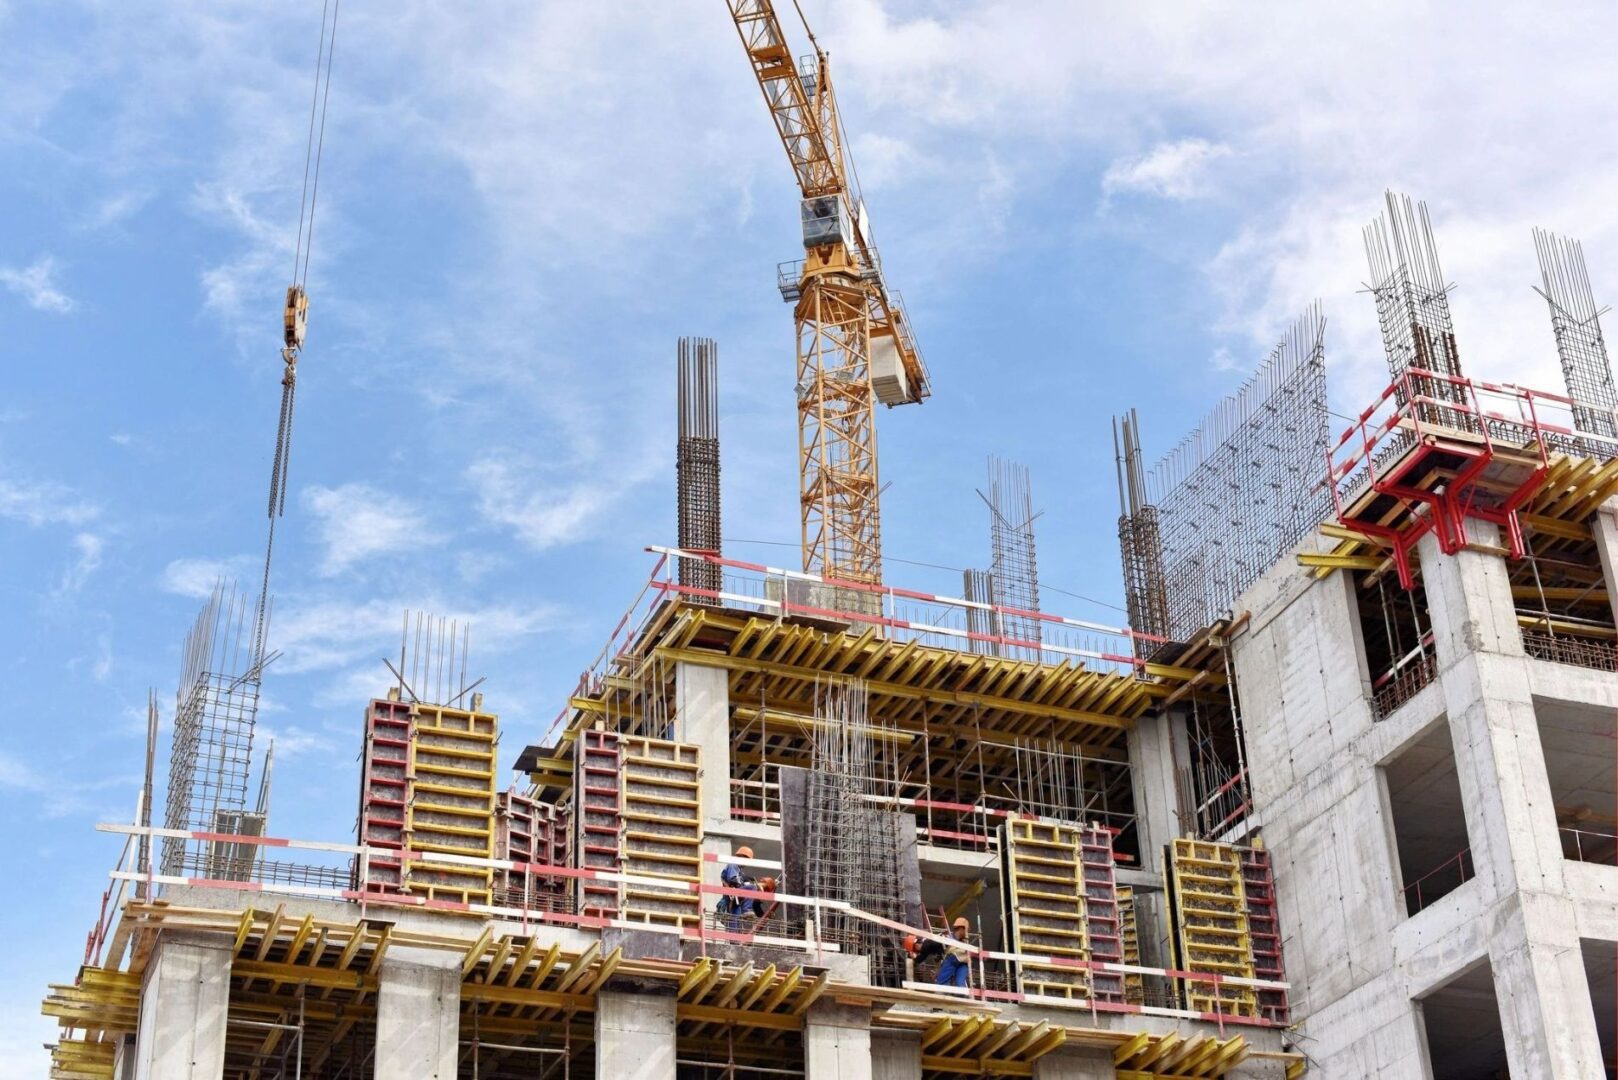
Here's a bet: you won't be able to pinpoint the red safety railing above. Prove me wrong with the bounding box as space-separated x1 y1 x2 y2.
544 547 1172 745
1401 848 1473 916
1324 369 1588 588
1561 825 1618 867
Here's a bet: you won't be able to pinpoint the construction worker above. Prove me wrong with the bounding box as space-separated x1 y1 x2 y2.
717 846 772 930
935 916 972 988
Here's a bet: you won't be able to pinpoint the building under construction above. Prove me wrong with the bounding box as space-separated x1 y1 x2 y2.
33 5 1618 1080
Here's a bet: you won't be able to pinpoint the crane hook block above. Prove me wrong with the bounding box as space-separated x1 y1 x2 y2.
283 285 309 351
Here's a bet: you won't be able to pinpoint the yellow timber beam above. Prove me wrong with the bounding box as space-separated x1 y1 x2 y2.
655 647 1137 730
1297 552 1384 571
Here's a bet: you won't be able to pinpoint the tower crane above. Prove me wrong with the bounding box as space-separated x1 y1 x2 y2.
726 1 931 587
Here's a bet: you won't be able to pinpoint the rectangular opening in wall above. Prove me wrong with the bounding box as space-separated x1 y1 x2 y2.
1381 719 1473 916
1514 524 1617 670
1418 959 1509 1080
1583 939 1618 1079
1352 568 1436 720
1534 697 1618 866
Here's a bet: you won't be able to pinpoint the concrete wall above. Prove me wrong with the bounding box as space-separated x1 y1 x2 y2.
1229 523 1616 1077
132 932 231 1080
596 989 677 1078
375 946 461 1079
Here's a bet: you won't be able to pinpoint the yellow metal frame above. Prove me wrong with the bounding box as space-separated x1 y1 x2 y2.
403 702 497 905
1166 839 1258 1019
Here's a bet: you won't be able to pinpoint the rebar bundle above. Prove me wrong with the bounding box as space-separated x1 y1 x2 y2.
1535 228 1617 445
677 337 722 600
985 457 1041 659
1364 192 1466 425
161 582 262 876
1113 409 1170 644
962 567 999 655
803 680 907 987
1143 306 1330 642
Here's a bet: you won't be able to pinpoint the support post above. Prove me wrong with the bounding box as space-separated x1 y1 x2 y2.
132 931 231 1080
596 988 676 1078
375 946 461 1080
804 1002 873 1080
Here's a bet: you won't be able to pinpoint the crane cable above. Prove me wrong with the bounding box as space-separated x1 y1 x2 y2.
253 0 341 668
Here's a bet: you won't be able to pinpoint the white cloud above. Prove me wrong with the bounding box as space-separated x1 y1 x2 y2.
1101 138 1232 204
257 724 337 761
269 595 555 677
0 475 98 527
56 532 104 594
302 483 437 576
0 255 74 313
468 458 607 551
160 556 251 599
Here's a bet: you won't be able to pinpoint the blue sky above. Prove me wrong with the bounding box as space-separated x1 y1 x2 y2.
4 1 1617 1070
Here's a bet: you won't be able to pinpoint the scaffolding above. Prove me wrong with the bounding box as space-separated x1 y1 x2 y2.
1145 305 1330 642
1535 228 1618 445
678 336 724 600
160 581 264 878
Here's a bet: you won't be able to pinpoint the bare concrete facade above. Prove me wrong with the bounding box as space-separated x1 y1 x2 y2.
1227 520 1618 1077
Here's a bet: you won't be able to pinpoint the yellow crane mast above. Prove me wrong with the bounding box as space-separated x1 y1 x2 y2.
727 0 931 587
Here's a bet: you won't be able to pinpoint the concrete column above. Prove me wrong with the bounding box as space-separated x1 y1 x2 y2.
872 1030 921 1080
1031 1048 1115 1079
596 989 676 1078
1417 525 1605 1077
676 661 731 832
1588 499 1618 629
1419 522 1524 666
111 1033 136 1080
1490 897 1604 1080
804 1002 873 1080
375 946 460 1080
132 931 231 1080
1126 708 1187 878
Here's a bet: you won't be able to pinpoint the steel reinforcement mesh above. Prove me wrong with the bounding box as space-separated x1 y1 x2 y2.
1148 306 1330 642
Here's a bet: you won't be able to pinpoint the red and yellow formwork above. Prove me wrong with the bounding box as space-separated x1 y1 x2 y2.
1162 838 1292 1023
572 729 704 926
1002 819 1126 1003
357 696 497 906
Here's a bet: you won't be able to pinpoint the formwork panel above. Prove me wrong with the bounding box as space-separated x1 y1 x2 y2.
1118 884 1144 1004
355 698 498 906
1080 826 1126 1004
404 703 497 904
571 731 704 923
1241 844 1290 1024
1165 838 1258 1018
620 735 703 926
1002 819 1089 999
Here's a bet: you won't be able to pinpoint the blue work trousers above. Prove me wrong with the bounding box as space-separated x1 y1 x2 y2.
936 955 969 988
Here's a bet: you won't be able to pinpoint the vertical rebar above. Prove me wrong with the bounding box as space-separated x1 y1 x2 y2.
677 337 723 600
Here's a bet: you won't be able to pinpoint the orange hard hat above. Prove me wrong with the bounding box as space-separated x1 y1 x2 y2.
735 846 754 859
759 876 777 891
903 934 918 955
953 916 969 931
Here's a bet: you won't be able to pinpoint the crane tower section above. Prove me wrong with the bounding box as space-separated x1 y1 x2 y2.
728 0 930 587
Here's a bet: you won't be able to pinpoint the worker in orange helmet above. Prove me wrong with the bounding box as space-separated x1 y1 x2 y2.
718 846 765 930
935 916 972 988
